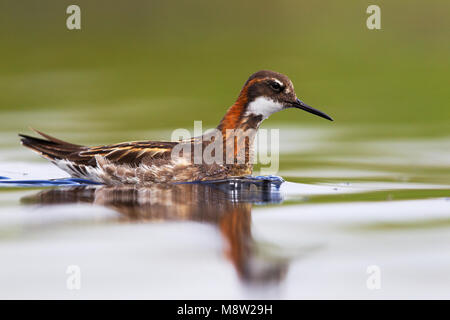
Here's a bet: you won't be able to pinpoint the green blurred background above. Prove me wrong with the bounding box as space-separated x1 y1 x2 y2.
0 0 449 141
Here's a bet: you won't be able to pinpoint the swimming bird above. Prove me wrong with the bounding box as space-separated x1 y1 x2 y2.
19 70 333 185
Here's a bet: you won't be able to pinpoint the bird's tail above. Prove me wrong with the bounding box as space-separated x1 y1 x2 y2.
19 128 84 161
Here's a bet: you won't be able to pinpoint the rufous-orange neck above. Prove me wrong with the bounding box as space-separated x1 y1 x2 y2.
217 103 245 133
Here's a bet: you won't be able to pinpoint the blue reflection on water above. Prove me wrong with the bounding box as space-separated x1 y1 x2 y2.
0 175 284 189
0 177 102 187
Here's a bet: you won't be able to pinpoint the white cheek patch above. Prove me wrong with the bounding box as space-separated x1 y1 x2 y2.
245 96 284 119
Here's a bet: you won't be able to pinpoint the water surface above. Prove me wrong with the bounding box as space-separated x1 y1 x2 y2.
1 124 449 299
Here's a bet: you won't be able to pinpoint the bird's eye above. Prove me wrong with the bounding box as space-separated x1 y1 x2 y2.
270 81 282 92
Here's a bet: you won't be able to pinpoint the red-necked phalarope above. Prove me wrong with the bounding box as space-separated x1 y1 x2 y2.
20 70 333 184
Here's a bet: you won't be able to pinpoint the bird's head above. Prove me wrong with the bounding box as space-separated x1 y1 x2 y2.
238 70 333 121
218 70 333 132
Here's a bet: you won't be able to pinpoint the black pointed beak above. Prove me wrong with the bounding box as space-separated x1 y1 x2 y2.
290 98 333 121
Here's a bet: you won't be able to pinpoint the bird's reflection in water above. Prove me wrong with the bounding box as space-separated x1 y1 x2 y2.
23 179 288 285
